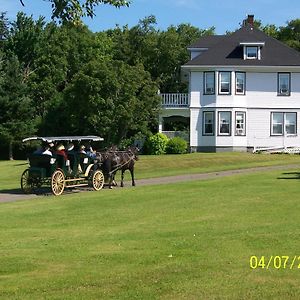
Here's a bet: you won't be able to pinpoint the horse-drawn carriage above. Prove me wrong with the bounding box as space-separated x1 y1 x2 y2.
21 136 105 196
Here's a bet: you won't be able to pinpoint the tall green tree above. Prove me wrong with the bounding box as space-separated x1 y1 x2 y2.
19 0 130 23
0 54 36 159
62 59 160 144
0 12 9 43
278 19 300 51
108 16 214 93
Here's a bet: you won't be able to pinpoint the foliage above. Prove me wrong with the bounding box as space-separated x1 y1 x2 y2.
143 133 169 155
20 0 130 23
278 19 300 51
62 60 160 144
109 16 215 92
0 53 36 159
1 11 300 157
165 136 187 154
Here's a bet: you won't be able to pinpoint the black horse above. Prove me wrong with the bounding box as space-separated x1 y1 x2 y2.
96 146 139 188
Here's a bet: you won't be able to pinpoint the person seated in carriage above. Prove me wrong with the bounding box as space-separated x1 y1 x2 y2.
86 144 97 159
56 144 68 160
34 142 53 156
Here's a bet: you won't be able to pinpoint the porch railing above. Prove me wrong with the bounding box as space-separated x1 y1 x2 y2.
160 93 189 108
162 131 190 142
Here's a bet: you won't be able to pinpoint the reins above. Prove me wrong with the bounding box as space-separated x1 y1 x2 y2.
108 152 136 176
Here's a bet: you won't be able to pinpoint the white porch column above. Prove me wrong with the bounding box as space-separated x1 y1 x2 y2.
158 115 163 132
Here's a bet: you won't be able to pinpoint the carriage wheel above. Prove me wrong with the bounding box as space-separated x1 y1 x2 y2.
91 170 104 191
51 169 65 196
21 169 33 194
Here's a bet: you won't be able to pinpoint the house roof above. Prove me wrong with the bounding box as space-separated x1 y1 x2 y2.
188 35 225 49
184 25 300 67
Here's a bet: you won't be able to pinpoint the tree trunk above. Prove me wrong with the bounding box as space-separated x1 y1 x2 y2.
9 141 14 160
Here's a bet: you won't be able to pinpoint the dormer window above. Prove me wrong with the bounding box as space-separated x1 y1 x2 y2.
240 42 264 60
246 46 258 59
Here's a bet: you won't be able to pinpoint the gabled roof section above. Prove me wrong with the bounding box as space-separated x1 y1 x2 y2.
188 35 225 49
184 25 300 67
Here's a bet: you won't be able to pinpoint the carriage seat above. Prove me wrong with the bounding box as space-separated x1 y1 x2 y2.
28 154 56 177
28 154 54 169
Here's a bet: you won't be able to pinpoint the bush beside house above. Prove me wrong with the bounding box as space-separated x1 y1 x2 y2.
166 137 187 154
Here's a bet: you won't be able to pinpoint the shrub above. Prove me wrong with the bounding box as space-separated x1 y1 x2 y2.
165 137 187 154
143 133 169 155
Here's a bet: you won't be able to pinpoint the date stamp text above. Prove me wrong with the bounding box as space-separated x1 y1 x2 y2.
250 256 300 269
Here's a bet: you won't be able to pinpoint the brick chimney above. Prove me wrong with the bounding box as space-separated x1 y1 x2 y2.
247 15 254 26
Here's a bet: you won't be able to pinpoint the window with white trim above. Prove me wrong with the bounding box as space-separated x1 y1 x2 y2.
219 72 231 94
271 112 297 135
271 112 284 135
246 46 258 59
235 112 246 136
203 111 214 135
204 72 215 95
235 72 245 95
218 111 231 135
285 113 297 135
278 73 290 96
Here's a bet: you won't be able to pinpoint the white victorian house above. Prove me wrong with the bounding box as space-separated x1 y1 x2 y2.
159 15 300 152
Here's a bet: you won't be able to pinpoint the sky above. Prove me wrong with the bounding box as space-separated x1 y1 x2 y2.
1 0 300 34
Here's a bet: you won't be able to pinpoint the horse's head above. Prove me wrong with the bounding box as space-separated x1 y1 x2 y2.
127 146 139 161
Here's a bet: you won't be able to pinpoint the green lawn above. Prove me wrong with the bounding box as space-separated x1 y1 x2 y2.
1 162 300 298
1 153 300 299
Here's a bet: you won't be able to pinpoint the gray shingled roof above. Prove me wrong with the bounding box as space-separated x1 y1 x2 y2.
185 25 300 67
188 35 225 48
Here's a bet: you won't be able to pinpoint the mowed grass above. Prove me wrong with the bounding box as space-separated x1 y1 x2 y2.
1 152 300 190
136 152 300 179
1 168 300 299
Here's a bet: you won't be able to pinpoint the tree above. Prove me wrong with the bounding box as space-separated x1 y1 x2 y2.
278 19 300 51
62 59 160 145
0 12 9 43
19 0 130 23
6 13 46 72
0 54 36 159
108 16 214 93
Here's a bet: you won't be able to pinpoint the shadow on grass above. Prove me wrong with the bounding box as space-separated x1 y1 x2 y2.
13 162 28 166
0 187 50 196
278 172 300 180
0 186 99 198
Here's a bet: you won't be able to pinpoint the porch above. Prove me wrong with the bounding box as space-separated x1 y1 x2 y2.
160 93 189 108
158 94 190 143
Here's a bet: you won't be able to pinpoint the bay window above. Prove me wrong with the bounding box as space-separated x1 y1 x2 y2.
203 111 214 135
235 112 246 136
218 111 231 135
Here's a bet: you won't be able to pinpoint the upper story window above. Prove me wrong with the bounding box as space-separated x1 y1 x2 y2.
204 72 215 95
246 46 258 59
235 72 245 95
240 42 264 60
278 73 291 96
218 71 231 95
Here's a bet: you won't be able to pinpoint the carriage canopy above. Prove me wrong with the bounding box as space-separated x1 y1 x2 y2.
22 136 104 143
